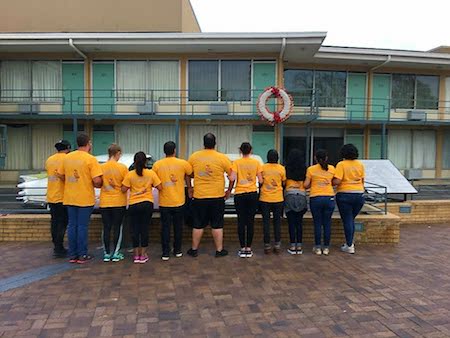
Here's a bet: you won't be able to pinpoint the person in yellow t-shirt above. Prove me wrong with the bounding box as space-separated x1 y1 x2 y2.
57 133 103 264
186 133 232 258
283 149 308 256
46 139 71 258
152 141 192 261
333 144 365 255
259 149 286 254
121 151 162 264
99 144 128 263
304 149 336 256
228 142 263 258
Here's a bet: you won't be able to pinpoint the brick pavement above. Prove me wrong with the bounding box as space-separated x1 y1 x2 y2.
1 224 450 337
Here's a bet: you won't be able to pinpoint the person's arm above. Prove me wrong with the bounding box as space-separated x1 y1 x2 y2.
303 168 312 189
185 174 194 199
90 158 103 188
92 176 103 188
155 183 162 192
121 185 130 193
332 178 342 186
225 172 235 200
332 162 343 186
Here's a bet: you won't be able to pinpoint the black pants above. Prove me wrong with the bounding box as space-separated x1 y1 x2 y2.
49 202 67 251
260 201 283 245
234 192 258 248
160 206 184 256
100 207 125 255
129 202 153 248
286 209 307 245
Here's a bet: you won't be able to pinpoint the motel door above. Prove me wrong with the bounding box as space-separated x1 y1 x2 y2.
62 62 85 114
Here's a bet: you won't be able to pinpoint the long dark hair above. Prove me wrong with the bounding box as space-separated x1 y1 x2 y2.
315 149 328 171
134 151 147 176
285 149 306 181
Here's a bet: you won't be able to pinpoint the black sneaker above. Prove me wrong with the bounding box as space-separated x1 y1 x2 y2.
215 249 228 257
187 248 198 257
77 255 93 264
53 249 67 258
161 254 170 261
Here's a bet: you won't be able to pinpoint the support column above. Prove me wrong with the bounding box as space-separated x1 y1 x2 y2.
436 128 443 178
381 123 386 159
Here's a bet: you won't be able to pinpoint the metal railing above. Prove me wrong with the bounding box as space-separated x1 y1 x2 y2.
0 88 449 123
364 181 388 215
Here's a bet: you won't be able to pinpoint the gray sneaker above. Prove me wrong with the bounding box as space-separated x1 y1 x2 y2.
313 247 322 255
341 243 355 254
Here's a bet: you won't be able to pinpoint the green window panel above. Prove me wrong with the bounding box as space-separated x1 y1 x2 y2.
347 73 366 120
371 74 391 120
62 63 84 114
93 63 115 114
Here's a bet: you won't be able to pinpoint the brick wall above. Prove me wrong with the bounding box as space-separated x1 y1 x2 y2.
386 200 450 225
0 212 400 244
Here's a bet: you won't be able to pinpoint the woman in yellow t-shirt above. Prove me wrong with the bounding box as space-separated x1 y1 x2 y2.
259 149 286 254
99 144 128 263
122 152 162 264
304 149 336 256
333 144 365 255
229 142 263 258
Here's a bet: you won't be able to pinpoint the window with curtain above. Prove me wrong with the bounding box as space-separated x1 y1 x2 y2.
392 74 439 109
188 61 219 101
416 75 439 109
412 130 436 169
387 129 411 169
31 124 63 169
116 61 146 101
392 74 415 109
315 71 346 107
221 60 251 101
32 61 62 102
5 125 31 170
0 61 31 102
443 131 450 169
148 61 179 102
284 70 313 106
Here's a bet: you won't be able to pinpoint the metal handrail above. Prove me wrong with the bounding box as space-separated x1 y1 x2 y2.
364 181 388 215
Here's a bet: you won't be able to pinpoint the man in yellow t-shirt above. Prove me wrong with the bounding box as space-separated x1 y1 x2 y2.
57 133 103 264
46 139 71 258
152 141 193 260
187 133 232 258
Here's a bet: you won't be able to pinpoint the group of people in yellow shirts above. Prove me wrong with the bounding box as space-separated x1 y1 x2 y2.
46 132 365 264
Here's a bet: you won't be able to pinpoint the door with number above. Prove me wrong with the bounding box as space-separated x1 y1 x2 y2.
93 62 115 114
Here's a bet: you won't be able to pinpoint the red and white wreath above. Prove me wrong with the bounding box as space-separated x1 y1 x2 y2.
257 87 293 125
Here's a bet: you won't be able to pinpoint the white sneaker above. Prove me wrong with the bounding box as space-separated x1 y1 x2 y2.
322 248 330 256
246 250 253 258
341 243 355 254
238 249 247 258
287 247 296 255
313 247 322 255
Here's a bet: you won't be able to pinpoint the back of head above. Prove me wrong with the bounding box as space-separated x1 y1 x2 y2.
239 142 252 156
55 139 71 152
267 149 279 164
203 133 216 149
164 141 176 156
134 151 147 176
286 148 306 181
76 133 90 148
108 144 122 158
315 149 328 171
340 143 359 160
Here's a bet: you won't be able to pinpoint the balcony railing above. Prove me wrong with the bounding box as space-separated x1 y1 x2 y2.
0 88 449 123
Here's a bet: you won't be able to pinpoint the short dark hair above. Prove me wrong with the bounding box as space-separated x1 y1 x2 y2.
239 142 252 155
76 133 90 147
267 149 279 163
164 141 176 156
203 133 216 149
340 144 359 160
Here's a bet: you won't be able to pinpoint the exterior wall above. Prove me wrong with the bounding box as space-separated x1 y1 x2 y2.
0 0 200 33
386 200 450 225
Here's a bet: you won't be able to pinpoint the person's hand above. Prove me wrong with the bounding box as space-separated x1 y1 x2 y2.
188 187 194 199
108 178 116 189
224 190 231 200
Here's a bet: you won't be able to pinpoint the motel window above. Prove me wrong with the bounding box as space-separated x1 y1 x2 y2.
443 131 450 169
392 74 439 110
116 60 179 102
0 60 62 102
188 60 251 101
283 69 346 107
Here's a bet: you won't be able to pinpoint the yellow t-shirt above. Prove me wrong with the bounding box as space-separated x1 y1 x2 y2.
259 163 286 203
152 157 193 207
99 160 128 208
188 149 231 199
231 157 262 195
58 150 103 207
335 160 365 193
306 164 336 197
122 169 161 205
285 179 306 192
45 152 66 203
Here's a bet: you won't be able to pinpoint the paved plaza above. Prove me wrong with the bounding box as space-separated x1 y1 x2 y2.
1 224 450 337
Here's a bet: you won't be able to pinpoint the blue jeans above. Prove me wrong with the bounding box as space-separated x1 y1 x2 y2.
336 193 365 246
67 206 94 258
310 196 335 247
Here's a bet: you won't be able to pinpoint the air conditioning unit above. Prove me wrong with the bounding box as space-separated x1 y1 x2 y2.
209 102 228 115
404 169 423 180
18 102 38 114
139 101 157 115
407 110 426 121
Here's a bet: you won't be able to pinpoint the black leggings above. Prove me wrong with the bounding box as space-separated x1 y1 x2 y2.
100 207 125 255
49 202 68 251
260 201 283 245
234 192 258 247
129 202 153 248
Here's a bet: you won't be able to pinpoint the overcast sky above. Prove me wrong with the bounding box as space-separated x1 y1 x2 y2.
190 0 449 51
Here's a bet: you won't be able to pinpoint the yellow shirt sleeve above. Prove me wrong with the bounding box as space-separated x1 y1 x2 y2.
231 161 238 173
152 161 159 175
122 172 131 187
184 160 193 176
256 162 263 174
57 158 65 176
90 157 103 179
223 155 232 175
306 167 312 179
334 162 344 180
150 170 162 187
281 165 286 182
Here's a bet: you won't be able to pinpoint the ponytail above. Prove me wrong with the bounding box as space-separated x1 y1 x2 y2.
134 151 147 176
315 149 328 171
